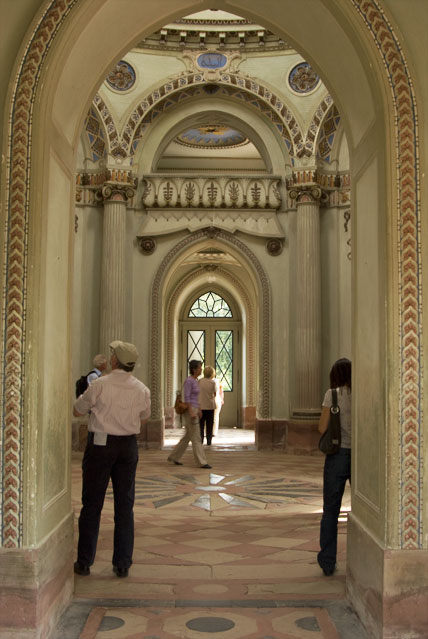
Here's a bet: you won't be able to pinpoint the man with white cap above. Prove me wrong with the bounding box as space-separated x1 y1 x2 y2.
73 340 150 578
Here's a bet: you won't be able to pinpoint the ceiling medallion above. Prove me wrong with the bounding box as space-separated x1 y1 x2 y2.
288 62 320 94
106 60 136 91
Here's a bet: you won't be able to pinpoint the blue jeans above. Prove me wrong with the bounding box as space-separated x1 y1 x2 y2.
318 448 351 569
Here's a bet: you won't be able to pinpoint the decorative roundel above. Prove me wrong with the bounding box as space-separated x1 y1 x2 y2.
176 125 248 149
106 60 136 91
197 52 228 70
288 62 320 94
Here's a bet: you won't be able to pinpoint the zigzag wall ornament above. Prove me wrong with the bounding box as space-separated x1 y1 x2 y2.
350 0 423 549
0 0 422 551
165 267 256 408
150 229 270 420
2 0 78 547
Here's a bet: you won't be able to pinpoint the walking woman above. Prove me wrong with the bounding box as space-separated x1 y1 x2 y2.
317 358 351 576
167 360 211 469
199 366 216 445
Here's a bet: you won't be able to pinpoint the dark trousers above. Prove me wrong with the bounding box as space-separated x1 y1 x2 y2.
77 433 138 569
200 409 214 445
318 448 351 569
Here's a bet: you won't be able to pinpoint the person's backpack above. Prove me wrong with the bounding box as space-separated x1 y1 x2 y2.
75 370 97 398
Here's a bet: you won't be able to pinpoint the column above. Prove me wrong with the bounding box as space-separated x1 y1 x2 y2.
98 182 134 356
289 185 323 417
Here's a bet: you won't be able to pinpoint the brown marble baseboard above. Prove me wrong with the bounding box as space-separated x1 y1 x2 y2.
287 419 321 455
138 418 164 449
0 513 74 638
241 406 256 429
255 419 287 450
347 514 428 639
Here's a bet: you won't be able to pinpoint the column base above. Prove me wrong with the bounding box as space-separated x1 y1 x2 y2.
0 513 74 638
347 514 428 639
138 418 164 449
287 419 320 454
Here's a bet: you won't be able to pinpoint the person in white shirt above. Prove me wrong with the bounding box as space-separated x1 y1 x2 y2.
73 340 150 578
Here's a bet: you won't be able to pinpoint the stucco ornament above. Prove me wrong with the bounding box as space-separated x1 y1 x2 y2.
288 62 320 94
106 60 136 91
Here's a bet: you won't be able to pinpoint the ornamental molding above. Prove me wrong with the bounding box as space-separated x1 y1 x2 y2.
165 266 256 408
1 0 423 550
150 229 271 420
141 176 281 209
108 72 304 159
138 208 284 239
91 78 338 162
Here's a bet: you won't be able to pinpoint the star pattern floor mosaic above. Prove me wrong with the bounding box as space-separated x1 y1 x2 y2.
52 432 368 639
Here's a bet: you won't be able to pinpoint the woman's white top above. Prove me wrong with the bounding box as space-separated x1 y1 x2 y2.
322 386 351 448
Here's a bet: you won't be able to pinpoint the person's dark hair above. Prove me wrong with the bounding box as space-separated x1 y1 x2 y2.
189 359 202 375
118 362 135 373
329 358 351 389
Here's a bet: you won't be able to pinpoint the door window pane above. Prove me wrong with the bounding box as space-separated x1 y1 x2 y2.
187 330 205 366
189 291 232 318
215 330 233 391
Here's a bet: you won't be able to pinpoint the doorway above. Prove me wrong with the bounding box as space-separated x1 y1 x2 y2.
180 290 241 427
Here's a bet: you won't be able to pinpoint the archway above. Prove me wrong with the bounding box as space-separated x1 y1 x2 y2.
0 2 424 638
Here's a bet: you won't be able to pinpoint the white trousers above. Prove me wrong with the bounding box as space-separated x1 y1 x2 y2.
170 410 208 466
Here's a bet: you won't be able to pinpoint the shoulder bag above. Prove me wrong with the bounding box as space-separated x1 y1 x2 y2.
318 388 341 454
174 391 188 415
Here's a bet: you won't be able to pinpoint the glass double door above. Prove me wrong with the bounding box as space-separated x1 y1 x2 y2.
181 320 240 428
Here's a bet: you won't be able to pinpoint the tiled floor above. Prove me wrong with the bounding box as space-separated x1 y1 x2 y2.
52 431 368 639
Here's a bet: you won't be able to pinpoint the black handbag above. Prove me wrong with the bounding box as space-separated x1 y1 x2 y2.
318 388 341 454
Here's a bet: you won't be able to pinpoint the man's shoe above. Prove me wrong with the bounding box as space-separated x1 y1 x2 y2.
168 457 183 465
113 565 129 578
74 561 90 576
319 562 336 576
200 464 212 469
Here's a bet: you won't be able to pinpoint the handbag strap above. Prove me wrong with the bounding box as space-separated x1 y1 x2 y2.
331 388 340 412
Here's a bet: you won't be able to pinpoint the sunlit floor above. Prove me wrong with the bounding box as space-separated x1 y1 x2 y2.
53 439 366 639
164 426 256 448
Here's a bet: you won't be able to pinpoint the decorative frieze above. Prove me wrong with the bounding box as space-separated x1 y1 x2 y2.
141 176 281 209
138 208 284 239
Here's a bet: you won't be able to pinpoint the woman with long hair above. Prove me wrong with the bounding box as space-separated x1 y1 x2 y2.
317 358 352 576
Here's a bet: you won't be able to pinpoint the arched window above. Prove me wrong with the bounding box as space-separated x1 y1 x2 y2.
188 291 232 318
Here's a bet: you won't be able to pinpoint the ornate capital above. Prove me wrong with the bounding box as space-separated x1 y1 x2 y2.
96 181 135 203
288 185 328 205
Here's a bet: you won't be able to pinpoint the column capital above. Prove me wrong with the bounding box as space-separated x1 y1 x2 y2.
288 184 326 204
96 181 135 203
